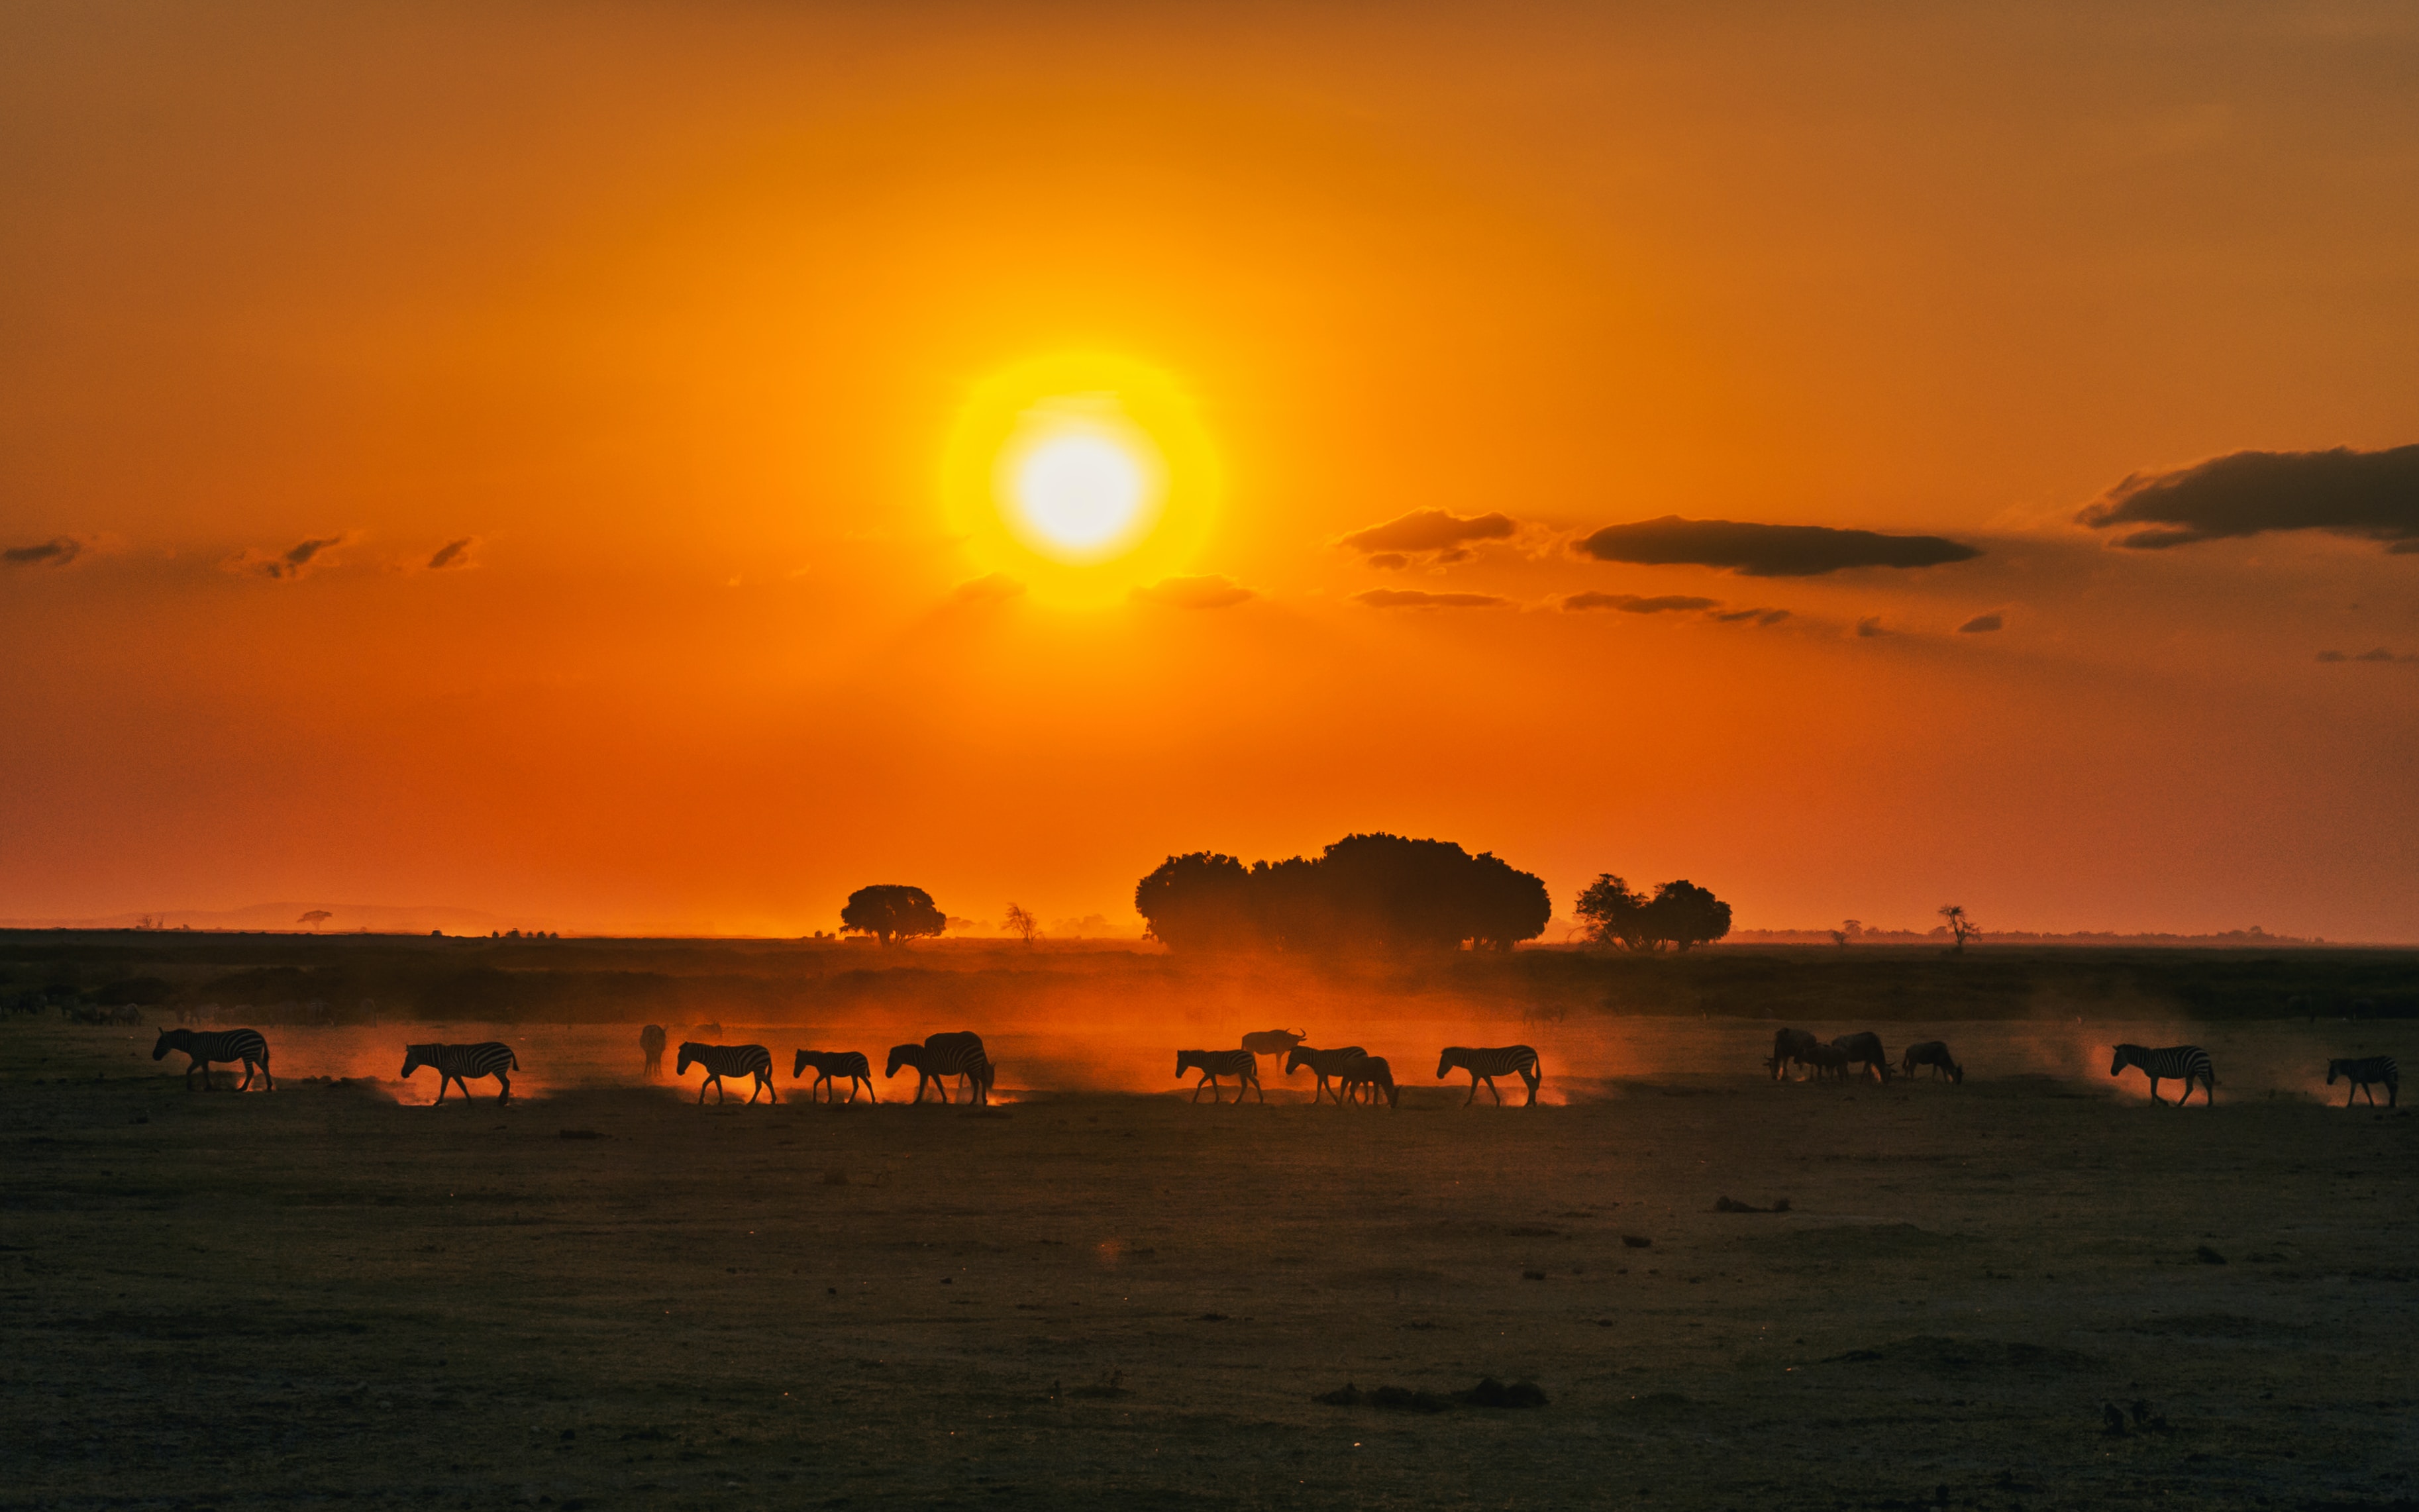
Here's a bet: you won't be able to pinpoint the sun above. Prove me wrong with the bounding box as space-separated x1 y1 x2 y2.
942 353 1219 605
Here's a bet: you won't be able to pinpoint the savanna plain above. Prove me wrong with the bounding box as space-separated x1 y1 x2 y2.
5 946 2416 1511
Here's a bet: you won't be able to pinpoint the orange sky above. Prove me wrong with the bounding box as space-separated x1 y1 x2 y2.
3 3 2416 939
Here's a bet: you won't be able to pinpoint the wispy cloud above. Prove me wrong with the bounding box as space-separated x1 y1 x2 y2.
1337 508 1518 567
2079 444 2419 552
1350 588 1510 610
950 572 1025 606
1131 574 1257 609
227 534 350 580
1710 607 1790 626
3 536 85 568
1561 591 1720 614
1573 515 1981 576
1959 613 2004 632
2317 647 2416 664
1855 615 1887 637
425 537 478 570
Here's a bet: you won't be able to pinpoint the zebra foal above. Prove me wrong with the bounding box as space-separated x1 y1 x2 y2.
152 1027 274 1091
401 1042 519 1105
2109 1044 2216 1106
1338 1054 1400 1109
1437 1045 1541 1106
793 1049 876 1103
678 1042 778 1105
1176 1048 1261 1104
1283 1046 1368 1106
2326 1056 2398 1107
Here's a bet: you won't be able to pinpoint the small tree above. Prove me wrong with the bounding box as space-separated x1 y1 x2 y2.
1644 880 1731 952
297 909 331 931
1937 904 1977 954
1575 875 1652 952
840 885 947 947
1003 903 1040 949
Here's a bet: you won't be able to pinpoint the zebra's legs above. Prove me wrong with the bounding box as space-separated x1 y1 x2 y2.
2145 1076 2164 1105
1522 1069 1540 1106
1484 1075 1503 1105
495 1073 511 1105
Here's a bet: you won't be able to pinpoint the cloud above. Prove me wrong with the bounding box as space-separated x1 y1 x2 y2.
950 572 1025 605
1710 607 1790 626
1131 574 1257 609
1572 515 1981 576
1855 615 1886 637
425 537 478 570
3 536 83 568
228 534 348 580
1349 588 1510 610
2078 444 2419 551
1959 613 2004 632
2318 647 2416 664
1337 508 1518 564
1561 591 1720 614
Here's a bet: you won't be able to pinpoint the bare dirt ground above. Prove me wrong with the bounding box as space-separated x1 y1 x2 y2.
4 1017 2414 1510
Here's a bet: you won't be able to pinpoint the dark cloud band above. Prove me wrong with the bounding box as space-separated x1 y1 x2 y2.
1350 588 1508 610
1337 509 1518 558
1572 515 1980 576
2079 444 2419 551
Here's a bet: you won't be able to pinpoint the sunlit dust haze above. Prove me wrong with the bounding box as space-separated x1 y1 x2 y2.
3 3 2416 940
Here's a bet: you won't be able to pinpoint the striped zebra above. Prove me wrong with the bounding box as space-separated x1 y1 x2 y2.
2327 1056 2398 1108
886 1033 994 1105
1283 1045 1368 1106
1176 1048 1261 1104
793 1049 876 1104
2109 1044 2216 1106
677 1042 778 1105
640 1024 666 1078
401 1042 519 1105
151 1027 273 1091
1437 1045 1541 1107
1339 1054 1400 1109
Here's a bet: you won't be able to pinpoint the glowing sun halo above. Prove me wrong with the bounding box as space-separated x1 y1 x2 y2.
1013 430 1148 552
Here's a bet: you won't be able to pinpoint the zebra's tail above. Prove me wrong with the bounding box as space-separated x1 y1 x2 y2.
508 1049 521 1070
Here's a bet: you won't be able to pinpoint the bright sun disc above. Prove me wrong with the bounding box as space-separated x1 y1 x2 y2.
1013 430 1147 552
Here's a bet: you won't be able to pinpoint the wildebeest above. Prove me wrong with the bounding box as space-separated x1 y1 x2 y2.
1176 1049 1261 1104
1284 1045 1368 1105
152 1027 274 1091
1767 1027 1822 1080
1803 1041 1851 1080
640 1023 667 1078
676 1042 776 1105
1339 1054 1400 1109
1901 1040 1963 1083
401 1042 519 1104
1437 1045 1542 1106
1829 1032 1892 1084
793 1049 876 1103
1241 1029 1308 1058
2326 1056 2398 1107
2109 1044 2216 1106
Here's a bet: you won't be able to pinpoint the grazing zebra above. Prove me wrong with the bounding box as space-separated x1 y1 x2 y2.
676 1042 778 1105
400 1042 519 1105
2326 1056 2398 1108
1339 1054 1400 1109
1176 1049 1262 1104
151 1027 273 1091
792 1049 876 1104
1240 1029 1308 1058
1767 1027 1822 1080
2110 1044 2216 1106
1436 1045 1541 1107
1829 1032 1892 1084
886 1034 994 1105
1283 1045 1369 1106
1901 1040 1963 1084
640 1024 666 1078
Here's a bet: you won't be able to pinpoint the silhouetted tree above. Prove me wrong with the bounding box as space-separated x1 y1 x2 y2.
840 885 946 947
1003 903 1039 948
297 910 331 931
1135 835 1550 954
1643 880 1731 952
1576 875 1653 952
1135 853 1260 951
1937 903 1976 954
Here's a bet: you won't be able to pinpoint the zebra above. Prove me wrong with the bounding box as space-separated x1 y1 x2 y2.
793 1049 876 1103
886 1033 994 1105
1339 1054 1400 1109
2110 1044 2216 1105
1767 1027 1822 1080
1900 1040 1963 1084
2326 1056 2398 1108
1437 1045 1541 1107
676 1042 778 1105
152 1027 273 1091
640 1024 666 1078
1829 1032 1892 1084
1283 1045 1368 1105
1240 1029 1308 1058
401 1042 519 1105
1176 1049 1262 1104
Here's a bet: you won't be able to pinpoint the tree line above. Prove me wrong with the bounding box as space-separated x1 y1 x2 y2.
1133 832 1551 953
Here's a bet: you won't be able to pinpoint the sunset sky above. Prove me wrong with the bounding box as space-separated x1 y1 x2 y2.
3 3 2415 940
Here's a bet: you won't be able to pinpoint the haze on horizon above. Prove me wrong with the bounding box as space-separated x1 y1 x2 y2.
3 2 2415 942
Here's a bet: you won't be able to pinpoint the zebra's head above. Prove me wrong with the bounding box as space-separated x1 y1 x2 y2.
2326 1060 2343 1084
676 1042 706 1075
1436 1047 1467 1079
794 1049 811 1079
885 1043 921 1078
2109 1044 2143 1076
400 1044 438 1078
1283 1046 1315 1076
1175 1051 1194 1077
150 1027 176 1060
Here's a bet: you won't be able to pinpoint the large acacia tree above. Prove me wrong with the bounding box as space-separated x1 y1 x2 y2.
1134 833 1550 954
839 885 947 946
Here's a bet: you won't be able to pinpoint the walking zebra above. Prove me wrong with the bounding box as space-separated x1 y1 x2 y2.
1437 1045 1541 1106
640 1024 666 1078
677 1042 778 1105
2109 1044 2216 1105
2326 1056 2398 1108
793 1049 876 1103
152 1027 273 1091
401 1042 519 1105
1339 1054 1400 1109
887 1033 994 1105
1176 1048 1262 1104
1900 1040 1963 1084
1283 1045 1368 1106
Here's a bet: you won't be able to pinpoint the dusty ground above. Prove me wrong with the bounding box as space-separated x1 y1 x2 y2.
3 1017 2414 1510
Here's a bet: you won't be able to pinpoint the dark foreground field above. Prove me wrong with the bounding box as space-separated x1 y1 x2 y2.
5 1019 2415 1511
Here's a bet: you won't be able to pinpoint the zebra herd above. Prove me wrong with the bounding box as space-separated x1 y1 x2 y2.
129 1023 2400 1111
